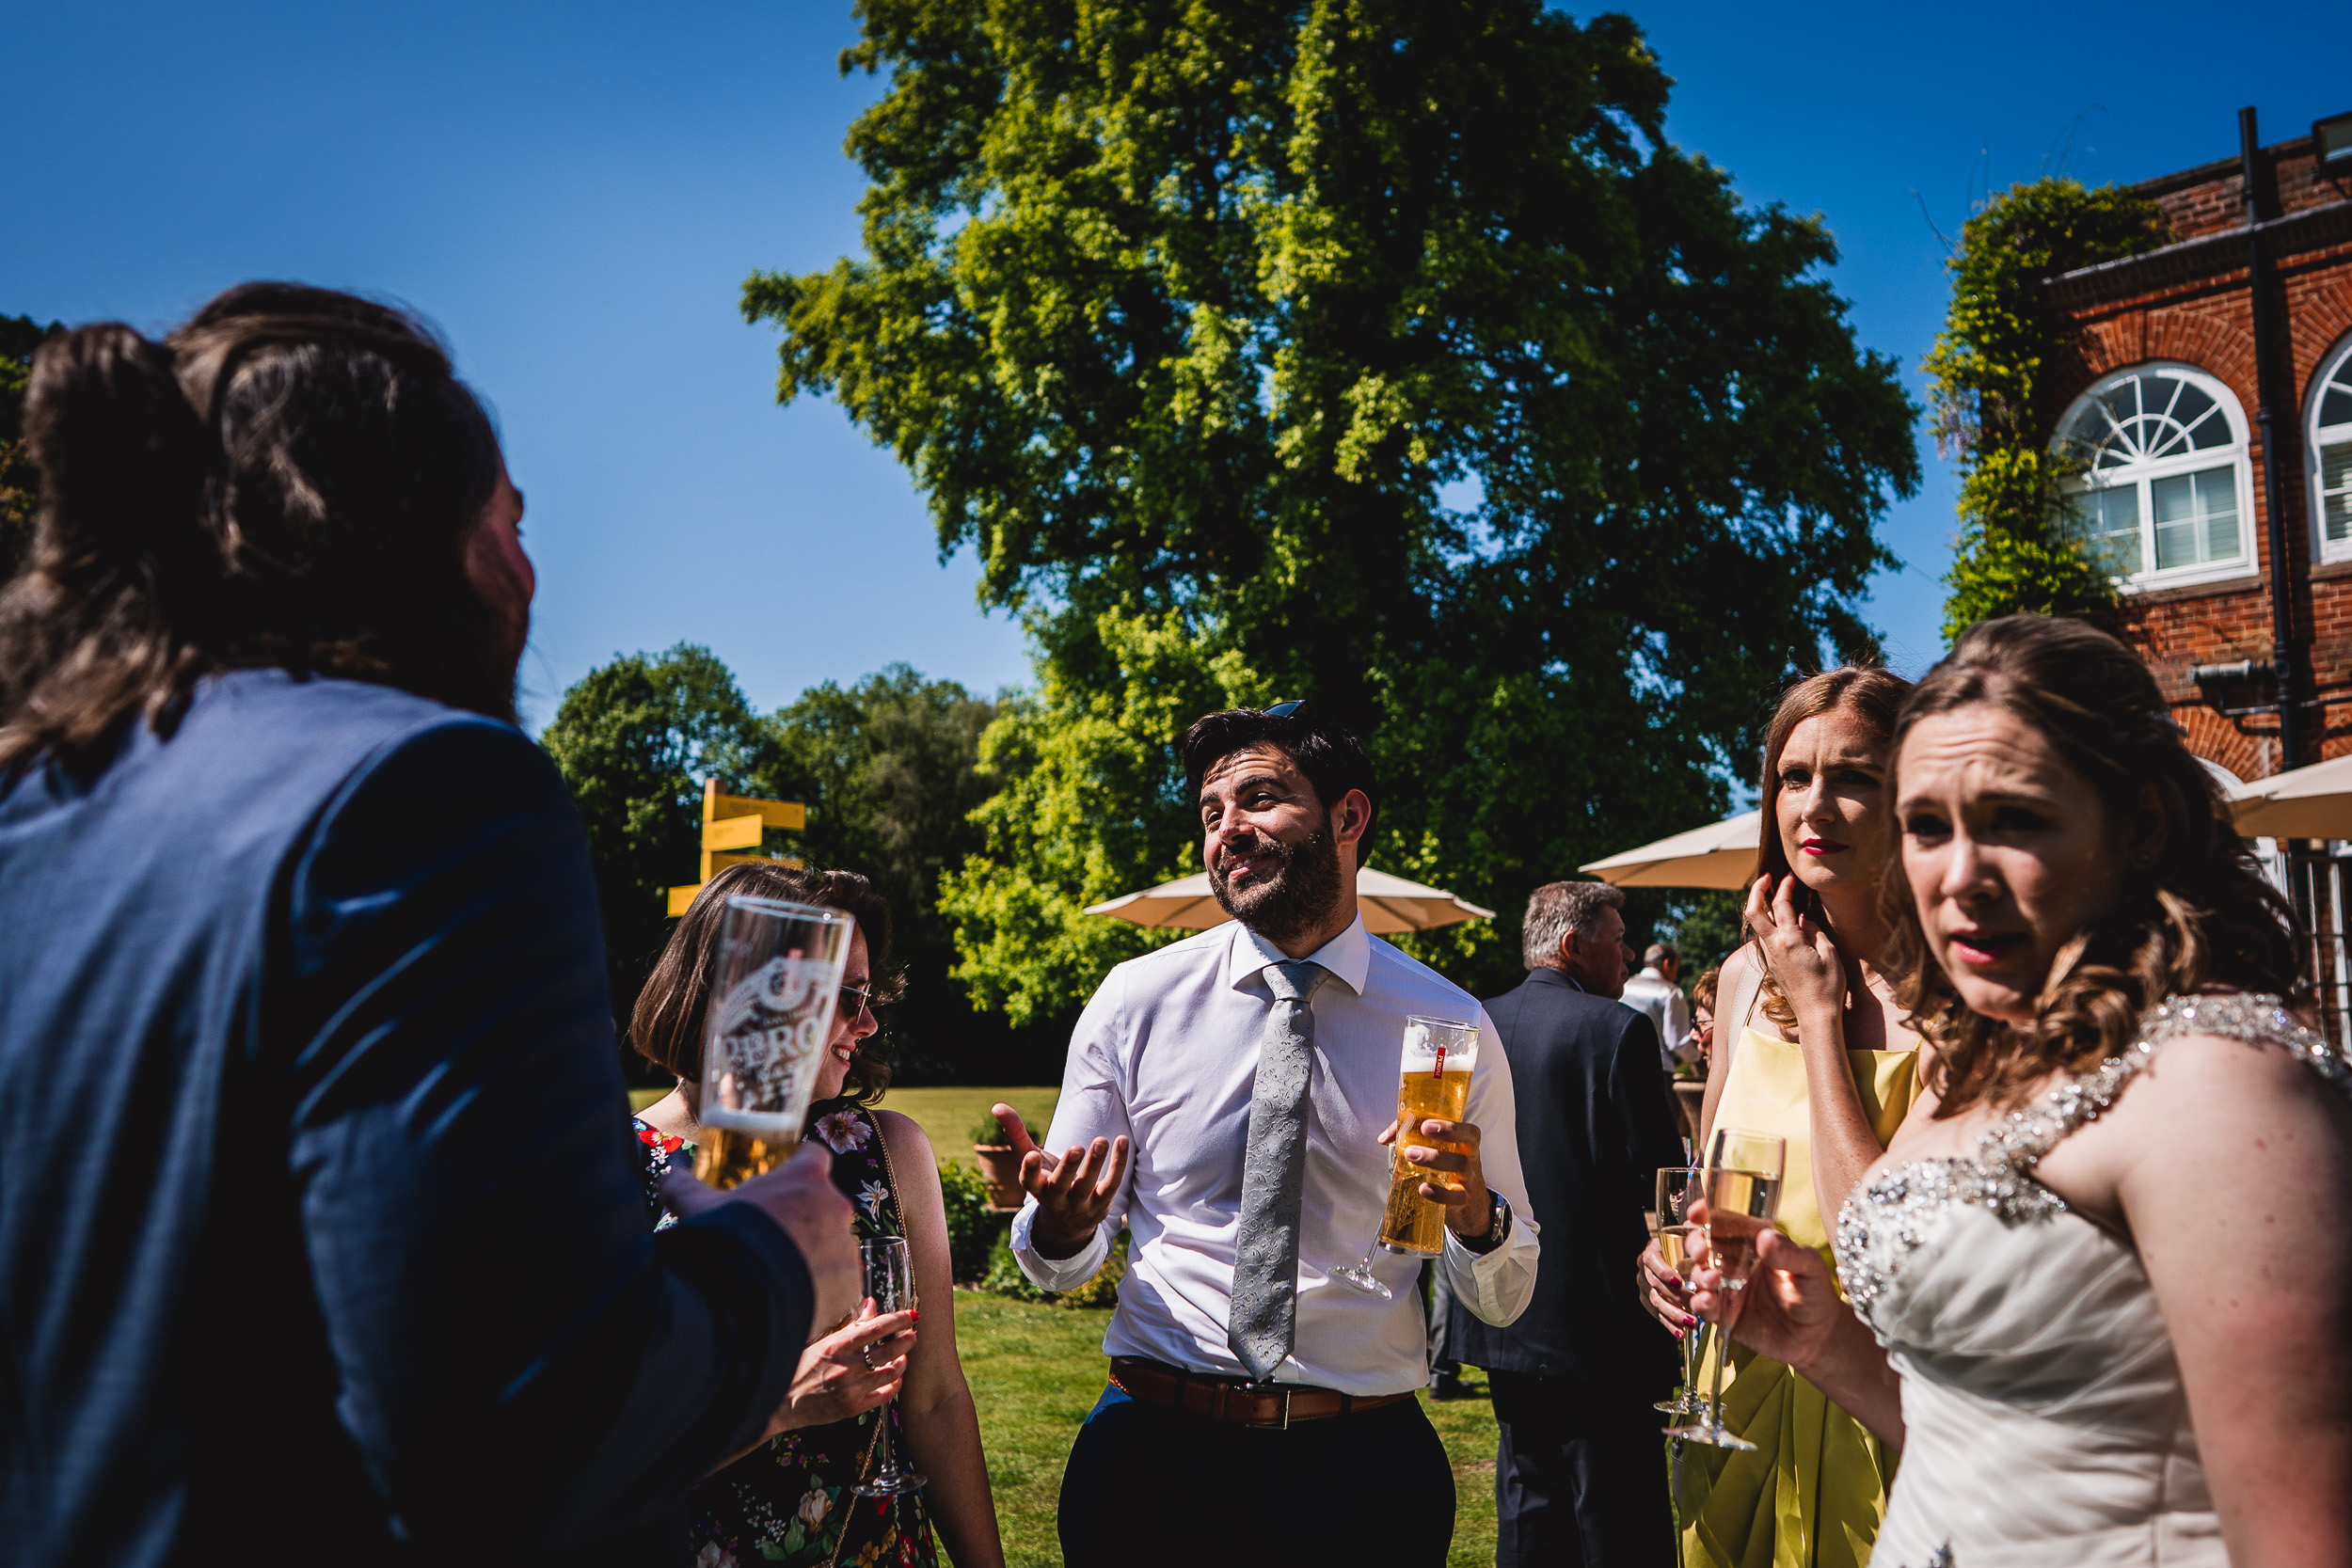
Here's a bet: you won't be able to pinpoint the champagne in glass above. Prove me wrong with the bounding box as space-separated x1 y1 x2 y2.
691 896 855 1189
1666 1128 1787 1451
852 1236 928 1497
1330 1016 1481 1291
1650 1165 1706 1417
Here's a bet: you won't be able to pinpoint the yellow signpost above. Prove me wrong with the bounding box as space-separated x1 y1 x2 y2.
665 777 806 915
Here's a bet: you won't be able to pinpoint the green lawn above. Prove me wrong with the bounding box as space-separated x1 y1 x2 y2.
953 1291 1501 1567
628 1084 1061 1175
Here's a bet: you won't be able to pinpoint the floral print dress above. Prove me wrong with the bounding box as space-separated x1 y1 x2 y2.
633 1099 940 1568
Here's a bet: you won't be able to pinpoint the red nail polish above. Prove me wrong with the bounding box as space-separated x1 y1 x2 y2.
909 1309 921 1323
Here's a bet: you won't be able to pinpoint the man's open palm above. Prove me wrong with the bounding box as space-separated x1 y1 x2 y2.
992 1102 1131 1260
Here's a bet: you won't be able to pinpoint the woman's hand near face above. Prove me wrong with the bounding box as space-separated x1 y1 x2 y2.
1746 873 1848 1029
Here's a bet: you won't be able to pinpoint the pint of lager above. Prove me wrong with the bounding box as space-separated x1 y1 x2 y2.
690 895 855 1188
1375 1015 1481 1256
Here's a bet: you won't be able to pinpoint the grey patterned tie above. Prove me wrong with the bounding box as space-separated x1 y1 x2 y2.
1228 958 1328 1383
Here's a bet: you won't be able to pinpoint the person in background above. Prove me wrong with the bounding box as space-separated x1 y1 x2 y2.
1640 667 1921 1568
1001 703 1539 1567
634 862 1005 1568
1689 965 1722 1077
0 286 853 1564
1691 615 2352 1566
1448 880 1685 1566
1620 942 1694 1073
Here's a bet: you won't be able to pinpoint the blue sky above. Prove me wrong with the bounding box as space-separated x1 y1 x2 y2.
8 1 2349 722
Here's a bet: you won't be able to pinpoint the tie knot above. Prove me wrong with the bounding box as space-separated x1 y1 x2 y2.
1263 959 1327 1003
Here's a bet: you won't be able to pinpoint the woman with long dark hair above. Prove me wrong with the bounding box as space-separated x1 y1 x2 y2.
1642 666 1926 1568
634 861 1004 1568
1692 615 2352 1565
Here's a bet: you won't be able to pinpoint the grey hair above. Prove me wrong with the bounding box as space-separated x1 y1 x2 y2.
1645 942 1676 969
1521 879 1625 970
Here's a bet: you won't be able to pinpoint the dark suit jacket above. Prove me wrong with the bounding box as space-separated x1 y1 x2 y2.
1447 968 1686 1399
0 671 813 1566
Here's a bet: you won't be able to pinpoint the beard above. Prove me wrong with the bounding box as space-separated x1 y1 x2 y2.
1208 823 1346 945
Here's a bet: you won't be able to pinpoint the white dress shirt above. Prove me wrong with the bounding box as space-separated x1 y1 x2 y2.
1011 913 1540 1395
1619 966 1692 1069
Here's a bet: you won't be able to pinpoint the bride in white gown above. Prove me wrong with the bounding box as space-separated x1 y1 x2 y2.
1688 615 2352 1568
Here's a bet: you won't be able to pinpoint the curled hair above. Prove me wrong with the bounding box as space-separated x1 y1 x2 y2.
1884 615 2303 1114
1748 666 1913 1029
630 860 904 1109
0 282 512 776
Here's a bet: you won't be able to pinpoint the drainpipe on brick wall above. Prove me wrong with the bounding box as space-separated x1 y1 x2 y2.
2242 104 2301 771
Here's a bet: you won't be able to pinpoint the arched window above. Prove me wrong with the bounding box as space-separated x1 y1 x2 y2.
2308 334 2352 564
2053 364 2255 590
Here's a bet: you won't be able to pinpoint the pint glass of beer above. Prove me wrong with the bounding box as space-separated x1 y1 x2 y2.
1375 1015 1481 1256
691 895 856 1189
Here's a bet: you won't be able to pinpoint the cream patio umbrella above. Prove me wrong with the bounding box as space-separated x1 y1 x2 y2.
1576 809 1763 891
1084 865 1495 935
2229 753 2352 840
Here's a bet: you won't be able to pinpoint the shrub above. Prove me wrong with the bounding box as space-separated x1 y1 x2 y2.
936 1160 1001 1283
980 1230 1127 1309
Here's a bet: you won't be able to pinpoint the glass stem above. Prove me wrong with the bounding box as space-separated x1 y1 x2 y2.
875 1397 894 1477
1681 1310 1698 1402
1704 1291 1738 1432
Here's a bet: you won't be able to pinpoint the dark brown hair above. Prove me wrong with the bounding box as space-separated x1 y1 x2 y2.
1749 666 1913 1028
631 861 902 1108
0 282 513 776
1885 615 2302 1113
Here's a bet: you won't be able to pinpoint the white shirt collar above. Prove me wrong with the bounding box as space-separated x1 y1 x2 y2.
1225 910 1371 998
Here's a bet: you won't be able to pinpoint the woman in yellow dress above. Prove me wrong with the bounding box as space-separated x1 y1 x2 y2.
1640 666 1933 1568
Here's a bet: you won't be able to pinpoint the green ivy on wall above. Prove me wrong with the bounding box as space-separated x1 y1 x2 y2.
1925 179 2172 641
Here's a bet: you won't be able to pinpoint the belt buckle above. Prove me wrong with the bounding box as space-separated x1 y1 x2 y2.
1258 1383 1290 1431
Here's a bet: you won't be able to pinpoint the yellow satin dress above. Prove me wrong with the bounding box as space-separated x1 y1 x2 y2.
1677 1024 1918 1568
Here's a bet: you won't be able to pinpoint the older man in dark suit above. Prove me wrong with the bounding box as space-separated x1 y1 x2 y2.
1447 879 1686 1567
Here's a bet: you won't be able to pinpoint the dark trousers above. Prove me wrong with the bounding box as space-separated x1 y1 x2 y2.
1058 1383 1454 1566
1489 1371 1676 1568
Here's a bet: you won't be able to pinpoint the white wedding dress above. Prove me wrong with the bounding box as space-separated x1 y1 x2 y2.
1832 994 2351 1568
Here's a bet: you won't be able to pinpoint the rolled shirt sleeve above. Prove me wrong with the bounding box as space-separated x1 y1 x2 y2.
1009 970 1135 1292
1438 1009 1542 1326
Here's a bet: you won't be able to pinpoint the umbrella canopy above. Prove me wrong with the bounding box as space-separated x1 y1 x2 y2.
2229 753 2352 839
1577 809 1763 891
1084 865 1496 935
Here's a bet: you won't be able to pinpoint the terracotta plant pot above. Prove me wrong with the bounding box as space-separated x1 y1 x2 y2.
972 1144 1025 1210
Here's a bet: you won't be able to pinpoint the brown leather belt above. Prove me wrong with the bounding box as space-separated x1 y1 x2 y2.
1108 1356 1415 1430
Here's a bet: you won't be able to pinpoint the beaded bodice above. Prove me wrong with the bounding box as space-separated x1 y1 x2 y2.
1835 992 2347 1317
1832 993 2351 1567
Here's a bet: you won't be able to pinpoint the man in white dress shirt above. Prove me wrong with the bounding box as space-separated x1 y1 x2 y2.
993 703 1539 1566
1618 942 1693 1072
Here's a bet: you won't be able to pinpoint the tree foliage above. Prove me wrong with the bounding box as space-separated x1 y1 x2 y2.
1925 179 2171 640
753 1 1919 1014
1 315 63 583
539 645 779 1045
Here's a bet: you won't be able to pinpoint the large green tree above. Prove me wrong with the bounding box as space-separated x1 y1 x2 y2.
1 315 62 582
751 1 1918 1017
539 644 781 1053
1926 179 2170 638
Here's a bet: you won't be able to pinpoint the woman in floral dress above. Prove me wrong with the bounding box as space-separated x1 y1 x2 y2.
633 863 1005 1568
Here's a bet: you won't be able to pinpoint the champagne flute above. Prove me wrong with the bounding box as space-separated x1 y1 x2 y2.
1327 1017 1480 1298
851 1236 928 1497
1649 1165 1707 1417
1665 1127 1786 1450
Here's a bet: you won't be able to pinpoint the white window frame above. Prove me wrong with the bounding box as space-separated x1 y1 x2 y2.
2307 333 2352 566
2052 361 2259 594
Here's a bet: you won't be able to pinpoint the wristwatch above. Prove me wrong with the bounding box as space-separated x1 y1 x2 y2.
1455 1191 1513 1256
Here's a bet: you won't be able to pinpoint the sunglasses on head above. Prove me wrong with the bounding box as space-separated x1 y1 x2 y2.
1264 699 1307 718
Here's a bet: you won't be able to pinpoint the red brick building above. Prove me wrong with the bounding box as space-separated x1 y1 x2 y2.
2046 108 2352 782
2042 106 2352 1033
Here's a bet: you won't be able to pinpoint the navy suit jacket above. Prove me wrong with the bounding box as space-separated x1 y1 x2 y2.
1446 968 1685 1398
0 672 813 1565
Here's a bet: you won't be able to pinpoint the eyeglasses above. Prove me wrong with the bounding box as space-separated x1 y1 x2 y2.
838 982 882 1022
1264 698 1307 718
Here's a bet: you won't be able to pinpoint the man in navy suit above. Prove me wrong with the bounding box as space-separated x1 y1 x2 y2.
1447 880 1686 1566
0 287 855 1565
